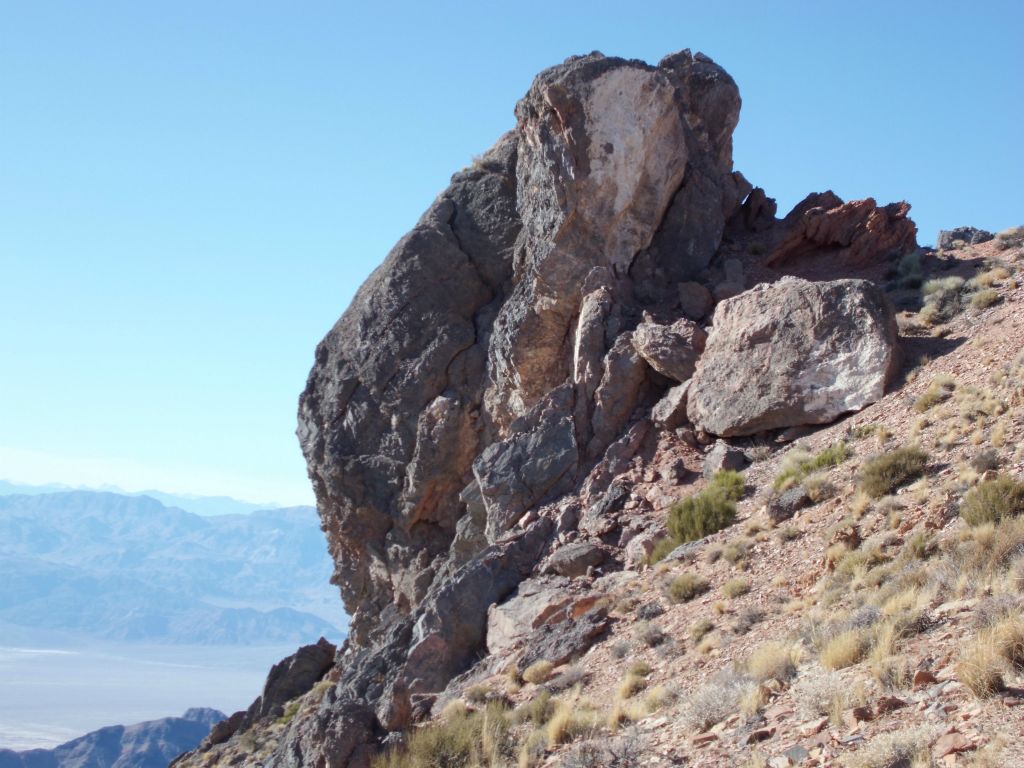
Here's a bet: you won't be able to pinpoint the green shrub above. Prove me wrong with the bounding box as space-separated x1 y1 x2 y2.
773 442 849 490
667 492 736 543
666 572 709 603
960 476 1024 526
707 469 746 501
860 446 929 498
645 537 677 565
919 276 966 324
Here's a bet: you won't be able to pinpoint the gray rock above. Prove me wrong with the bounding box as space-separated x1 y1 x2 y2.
517 607 610 669
486 575 598 654
766 487 811 523
581 481 629 537
651 382 690 428
631 318 707 383
937 226 994 249
474 386 578 543
249 637 336 723
545 542 605 577
702 440 749 477
677 281 714 320
588 332 649 457
688 277 901 436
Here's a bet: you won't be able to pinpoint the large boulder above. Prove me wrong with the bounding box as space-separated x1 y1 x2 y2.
631 317 707 382
937 226 994 249
688 277 900 436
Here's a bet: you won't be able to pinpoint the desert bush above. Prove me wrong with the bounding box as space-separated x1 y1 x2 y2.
773 442 849 491
971 288 1000 309
919 275 966 324
960 475 1024 525
722 577 750 598
793 669 847 720
616 671 647 700
746 641 799 682
914 375 956 412
373 700 512 768
682 671 752 731
839 726 934 768
522 660 554 684
667 491 735 544
971 448 1001 472
859 446 928 498
820 629 870 670
955 638 1005 698
545 664 587 694
634 621 666 648
545 697 601 746
560 731 645 768
665 572 709 603
690 618 715 642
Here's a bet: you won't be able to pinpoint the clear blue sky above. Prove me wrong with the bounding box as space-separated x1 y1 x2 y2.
1 2 1020 505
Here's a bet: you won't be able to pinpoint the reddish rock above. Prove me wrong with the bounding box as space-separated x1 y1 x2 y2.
874 695 907 715
746 726 777 744
913 669 939 688
932 731 975 758
765 192 917 270
799 716 829 736
843 705 874 729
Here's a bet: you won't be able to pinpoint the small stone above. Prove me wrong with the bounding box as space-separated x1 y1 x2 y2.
933 731 974 758
784 744 809 765
1003 696 1022 707
746 726 776 744
874 695 907 715
843 705 874 729
913 669 938 687
692 732 718 747
798 716 828 736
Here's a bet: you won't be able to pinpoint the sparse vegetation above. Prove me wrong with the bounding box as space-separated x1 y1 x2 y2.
820 629 869 670
722 577 750 598
745 642 799 682
913 374 956 412
665 572 709 603
960 475 1024 525
666 471 744 544
859 446 928 498
971 287 1000 309
773 442 849 491
839 726 934 768
522 660 554 685
372 700 513 768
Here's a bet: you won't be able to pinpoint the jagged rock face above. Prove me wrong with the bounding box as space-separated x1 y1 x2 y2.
687 277 901 436
292 48 744 763
298 50 742 649
766 192 918 270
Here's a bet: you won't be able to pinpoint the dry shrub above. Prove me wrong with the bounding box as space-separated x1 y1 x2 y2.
722 577 750 598
665 572 709 603
860 446 929 498
522 660 554 684
746 641 800 682
839 726 934 768
960 475 1024 525
820 629 869 670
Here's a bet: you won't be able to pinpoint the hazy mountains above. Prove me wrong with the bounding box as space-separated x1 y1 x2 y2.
0 491 346 645
0 480 289 518
0 708 224 768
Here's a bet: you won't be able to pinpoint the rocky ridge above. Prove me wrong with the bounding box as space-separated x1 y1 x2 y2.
173 50 1022 767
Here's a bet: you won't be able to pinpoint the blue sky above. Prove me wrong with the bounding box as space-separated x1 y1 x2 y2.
1 2 1021 505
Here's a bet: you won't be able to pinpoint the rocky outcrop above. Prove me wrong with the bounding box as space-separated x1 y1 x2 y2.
284 49 747 764
688 278 900 436
937 226 994 249
179 48 922 768
766 192 918 270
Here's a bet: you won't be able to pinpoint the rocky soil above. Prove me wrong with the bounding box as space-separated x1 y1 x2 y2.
173 49 1024 768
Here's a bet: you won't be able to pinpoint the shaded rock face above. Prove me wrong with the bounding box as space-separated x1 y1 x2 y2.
688 277 901 436
766 192 918 270
289 48 746 765
173 49 922 768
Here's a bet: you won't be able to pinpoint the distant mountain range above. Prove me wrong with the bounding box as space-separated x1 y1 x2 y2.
0 480 296 517
0 491 347 645
0 708 224 768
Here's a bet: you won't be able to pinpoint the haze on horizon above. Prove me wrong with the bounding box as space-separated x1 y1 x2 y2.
1 1 1020 506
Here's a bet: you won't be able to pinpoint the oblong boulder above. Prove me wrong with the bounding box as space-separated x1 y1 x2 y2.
687 277 900 436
